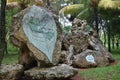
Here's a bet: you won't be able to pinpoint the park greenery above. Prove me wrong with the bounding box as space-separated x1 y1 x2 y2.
0 0 120 80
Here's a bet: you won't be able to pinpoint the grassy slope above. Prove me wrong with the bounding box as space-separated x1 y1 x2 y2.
79 49 120 80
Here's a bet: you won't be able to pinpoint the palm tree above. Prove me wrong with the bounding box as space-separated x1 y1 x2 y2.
99 0 120 9
59 0 100 34
0 0 6 65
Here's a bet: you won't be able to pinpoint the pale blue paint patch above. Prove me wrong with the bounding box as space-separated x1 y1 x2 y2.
86 55 95 63
22 5 57 62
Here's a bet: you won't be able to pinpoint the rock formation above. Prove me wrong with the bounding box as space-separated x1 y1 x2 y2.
10 5 62 68
61 18 115 68
6 5 77 80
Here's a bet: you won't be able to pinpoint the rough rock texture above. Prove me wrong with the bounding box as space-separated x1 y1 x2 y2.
61 18 115 67
10 5 62 68
0 64 24 80
24 64 78 80
73 49 109 68
88 36 115 63
62 31 89 54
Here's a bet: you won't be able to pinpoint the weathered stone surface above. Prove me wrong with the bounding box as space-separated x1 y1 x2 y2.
10 5 62 67
88 36 115 63
22 5 57 62
0 64 24 80
59 51 67 63
61 18 115 67
62 32 89 54
73 49 109 68
18 44 37 69
24 64 78 80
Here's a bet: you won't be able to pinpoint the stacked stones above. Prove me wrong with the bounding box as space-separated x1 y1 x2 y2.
61 18 115 68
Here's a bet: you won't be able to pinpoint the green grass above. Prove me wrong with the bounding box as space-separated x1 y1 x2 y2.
2 53 18 64
79 49 120 80
2 40 19 64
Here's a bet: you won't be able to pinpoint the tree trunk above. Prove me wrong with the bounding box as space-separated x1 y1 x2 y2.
94 7 98 34
107 23 111 52
112 35 115 49
0 0 6 65
116 38 119 49
73 0 77 4
103 30 106 47
93 0 99 35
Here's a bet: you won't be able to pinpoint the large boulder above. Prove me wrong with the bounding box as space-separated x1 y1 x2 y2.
73 49 109 68
24 64 78 80
10 5 62 68
0 64 24 80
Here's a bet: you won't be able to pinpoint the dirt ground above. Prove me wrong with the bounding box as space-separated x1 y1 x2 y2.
70 74 85 80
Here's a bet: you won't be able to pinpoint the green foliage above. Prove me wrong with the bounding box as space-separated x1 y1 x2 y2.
59 4 84 16
7 0 19 3
0 3 20 65
77 8 92 20
7 39 18 53
6 7 19 53
99 0 120 9
2 40 19 65
6 7 19 29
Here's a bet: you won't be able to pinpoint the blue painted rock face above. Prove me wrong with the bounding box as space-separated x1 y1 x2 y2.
22 5 57 62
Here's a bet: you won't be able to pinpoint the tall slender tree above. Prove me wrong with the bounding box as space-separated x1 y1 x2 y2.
91 0 99 34
0 0 6 65
107 21 111 52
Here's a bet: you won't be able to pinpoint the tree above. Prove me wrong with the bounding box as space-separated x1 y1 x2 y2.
59 0 100 35
91 0 99 34
98 0 120 51
0 0 6 65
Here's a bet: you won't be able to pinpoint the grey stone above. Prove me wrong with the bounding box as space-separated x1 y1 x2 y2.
88 36 115 63
0 64 24 80
73 49 110 68
10 5 62 67
24 64 78 80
